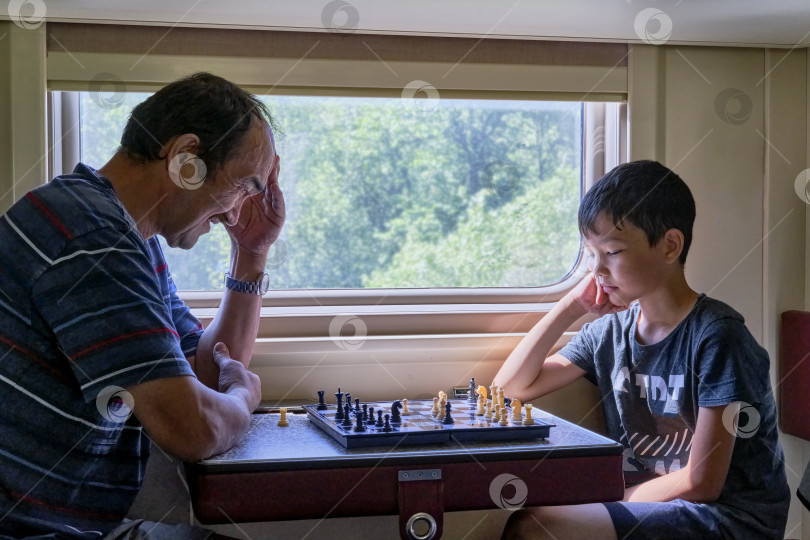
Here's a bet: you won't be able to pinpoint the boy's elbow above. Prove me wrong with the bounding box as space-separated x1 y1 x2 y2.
689 474 725 503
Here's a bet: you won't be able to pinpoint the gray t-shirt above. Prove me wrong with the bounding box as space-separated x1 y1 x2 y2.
559 294 789 536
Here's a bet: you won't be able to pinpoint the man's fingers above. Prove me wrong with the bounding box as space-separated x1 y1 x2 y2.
213 342 230 367
269 183 285 217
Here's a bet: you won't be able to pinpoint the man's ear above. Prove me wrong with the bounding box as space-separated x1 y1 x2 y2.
162 134 207 190
661 228 685 264
162 133 201 163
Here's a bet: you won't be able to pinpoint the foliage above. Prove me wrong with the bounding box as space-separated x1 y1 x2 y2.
80 93 583 291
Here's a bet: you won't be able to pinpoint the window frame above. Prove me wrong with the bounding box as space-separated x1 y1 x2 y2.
46 28 628 334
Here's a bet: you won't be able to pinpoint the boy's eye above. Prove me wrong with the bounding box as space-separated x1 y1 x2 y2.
607 250 622 256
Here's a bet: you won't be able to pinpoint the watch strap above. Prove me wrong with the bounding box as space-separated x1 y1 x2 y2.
224 272 268 295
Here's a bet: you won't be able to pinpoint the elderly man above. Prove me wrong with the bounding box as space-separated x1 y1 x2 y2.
0 73 283 538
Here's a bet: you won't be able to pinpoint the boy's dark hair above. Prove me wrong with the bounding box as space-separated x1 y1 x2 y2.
578 160 696 264
120 72 277 178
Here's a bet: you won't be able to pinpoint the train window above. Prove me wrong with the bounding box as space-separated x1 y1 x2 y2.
79 92 593 292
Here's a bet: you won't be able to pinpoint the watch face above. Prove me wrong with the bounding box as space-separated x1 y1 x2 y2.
259 272 270 294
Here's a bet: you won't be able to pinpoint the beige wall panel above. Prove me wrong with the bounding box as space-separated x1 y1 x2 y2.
0 22 47 213
660 47 766 339
762 47 808 540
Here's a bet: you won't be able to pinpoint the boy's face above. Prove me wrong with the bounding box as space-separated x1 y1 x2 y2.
582 212 670 306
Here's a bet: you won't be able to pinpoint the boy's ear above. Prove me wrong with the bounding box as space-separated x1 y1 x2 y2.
661 228 685 264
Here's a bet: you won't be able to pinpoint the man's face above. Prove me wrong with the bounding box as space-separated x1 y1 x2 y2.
582 212 669 306
162 122 276 249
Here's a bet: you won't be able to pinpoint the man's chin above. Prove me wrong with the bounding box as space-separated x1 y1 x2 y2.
164 233 200 250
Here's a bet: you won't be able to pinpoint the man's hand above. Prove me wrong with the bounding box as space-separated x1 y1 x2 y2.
568 273 629 316
226 155 285 257
213 342 261 412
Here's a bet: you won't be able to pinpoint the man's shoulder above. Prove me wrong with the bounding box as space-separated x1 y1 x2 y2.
15 163 136 237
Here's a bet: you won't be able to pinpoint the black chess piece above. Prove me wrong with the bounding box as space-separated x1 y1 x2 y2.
362 403 368 421
355 398 361 413
335 390 345 420
376 410 384 428
367 406 375 424
345 393 351 410
317 390 327 410
382 413 393 432
391 400 402 424
341 403 352 427
353 411 367 432
504 397 512 408
468 377 476 402
442 402 454 425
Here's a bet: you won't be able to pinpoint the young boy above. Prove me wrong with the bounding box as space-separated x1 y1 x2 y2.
495 161 789 539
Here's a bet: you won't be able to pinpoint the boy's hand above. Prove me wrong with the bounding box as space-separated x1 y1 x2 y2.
568 273 629 316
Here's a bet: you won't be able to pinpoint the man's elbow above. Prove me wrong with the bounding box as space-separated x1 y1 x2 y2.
156 411 249 462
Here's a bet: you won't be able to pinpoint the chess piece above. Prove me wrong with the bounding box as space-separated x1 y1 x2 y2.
523 403 535 425
317 390 327 410
438 397 447 420
476 395 486 416
402 399 411 416
485 400 494 419
277 407 289 427
362 403 368 421
499 409 508 426
335 389 344 420
353 411 367 432
498 387 505 408
382 414 393 432
355 398 361 413
341 403 352 427
468 377 477 402
367 406 375 424
391 401 402 423
442 402 454 424
376 410 384 428
512 399 523 422
431 397 440 416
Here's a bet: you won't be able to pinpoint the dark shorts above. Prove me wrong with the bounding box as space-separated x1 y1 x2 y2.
102 519 215 540
604 500 723 540
603 500 784 540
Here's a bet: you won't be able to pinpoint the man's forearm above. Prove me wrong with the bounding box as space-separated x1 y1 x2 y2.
196 245 267 388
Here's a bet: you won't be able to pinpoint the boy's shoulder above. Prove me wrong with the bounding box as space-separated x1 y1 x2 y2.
590 294 747 339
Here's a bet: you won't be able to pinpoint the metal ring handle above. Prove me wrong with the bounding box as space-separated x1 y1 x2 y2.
405 512 438 540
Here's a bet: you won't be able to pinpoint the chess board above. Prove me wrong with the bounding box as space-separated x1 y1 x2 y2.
303 399 554 449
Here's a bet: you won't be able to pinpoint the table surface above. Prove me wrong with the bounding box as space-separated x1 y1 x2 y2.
196 406 623 472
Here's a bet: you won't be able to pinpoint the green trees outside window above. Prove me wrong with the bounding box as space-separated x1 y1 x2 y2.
80 93 582 291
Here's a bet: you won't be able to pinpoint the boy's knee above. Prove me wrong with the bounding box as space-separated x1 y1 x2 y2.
502 508 554 540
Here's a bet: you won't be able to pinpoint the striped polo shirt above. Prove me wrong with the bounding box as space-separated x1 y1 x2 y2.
0 163 200 537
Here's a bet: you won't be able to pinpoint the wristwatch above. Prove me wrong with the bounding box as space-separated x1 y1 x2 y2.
224 272 270 295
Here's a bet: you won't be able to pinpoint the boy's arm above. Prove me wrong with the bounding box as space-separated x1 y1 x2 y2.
494 273 627 403
624 405 736 503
